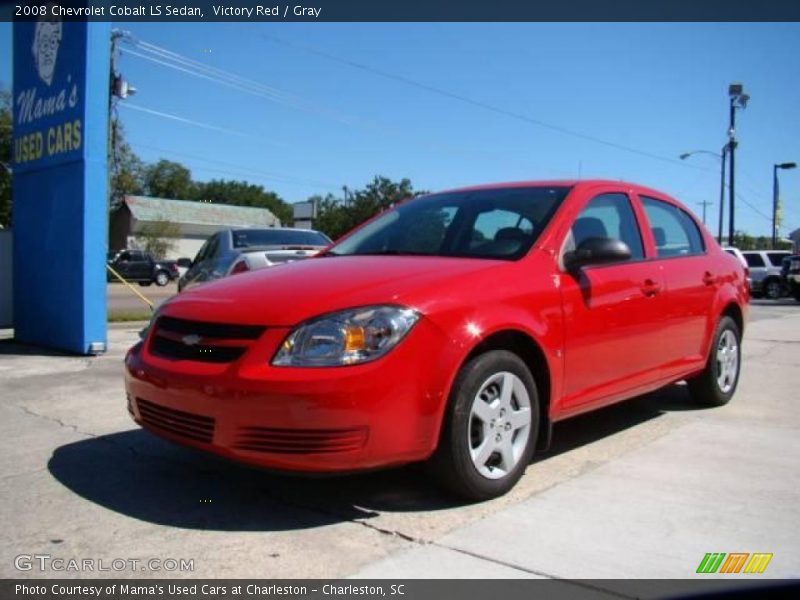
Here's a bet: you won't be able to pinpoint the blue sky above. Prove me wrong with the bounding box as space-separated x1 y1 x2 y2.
1 22 798 237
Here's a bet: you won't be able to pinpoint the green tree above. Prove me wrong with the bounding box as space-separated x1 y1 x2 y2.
314 176 424 240
109 119 146 210
197 179 292 225
145 159 197 200
134 219 181 259
0 89 12 228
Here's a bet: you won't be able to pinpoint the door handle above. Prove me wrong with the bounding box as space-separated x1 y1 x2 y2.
641 279 661 297
702 271 717 286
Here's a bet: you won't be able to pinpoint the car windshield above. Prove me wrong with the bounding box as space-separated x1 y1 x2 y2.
328 186 570 260
232 229 331 248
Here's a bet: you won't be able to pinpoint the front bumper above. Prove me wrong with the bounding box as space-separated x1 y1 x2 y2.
124 319 454 473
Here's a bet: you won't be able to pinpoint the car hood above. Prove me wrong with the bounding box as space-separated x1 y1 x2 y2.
163 255 505 326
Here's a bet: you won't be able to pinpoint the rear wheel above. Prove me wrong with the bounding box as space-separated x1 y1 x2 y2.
687 316 741 407
154 271 169 287
430 350 539 501
764 278 784 300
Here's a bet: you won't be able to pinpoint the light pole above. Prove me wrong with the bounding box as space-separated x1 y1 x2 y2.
727 83 749 246
773 162 796 247
680 147 728 244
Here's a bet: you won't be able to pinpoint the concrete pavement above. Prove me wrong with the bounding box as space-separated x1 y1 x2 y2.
0 304 797 581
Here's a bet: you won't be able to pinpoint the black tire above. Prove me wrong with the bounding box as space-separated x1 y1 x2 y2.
429 350 539 501
154 271 169 287
687 316 741 407
763 278 783 300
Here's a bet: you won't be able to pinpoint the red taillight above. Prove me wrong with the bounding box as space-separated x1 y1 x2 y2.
230 260 249 275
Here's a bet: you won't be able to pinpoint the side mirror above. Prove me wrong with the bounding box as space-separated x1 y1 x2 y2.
176 257 192 268
565 237 631 271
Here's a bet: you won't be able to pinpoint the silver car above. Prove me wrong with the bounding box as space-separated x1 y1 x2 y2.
741 250 791 299
177 227 332 292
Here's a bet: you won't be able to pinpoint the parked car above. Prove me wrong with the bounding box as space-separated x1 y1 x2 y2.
177 227 332 292
723 247 751 292
741 250 791 299
107 249 181 287
781 255 800 301
126 180 748 500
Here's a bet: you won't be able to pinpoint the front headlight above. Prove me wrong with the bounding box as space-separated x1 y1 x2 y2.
272 305 420 367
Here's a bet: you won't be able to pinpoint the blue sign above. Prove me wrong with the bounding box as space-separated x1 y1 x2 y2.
13 19 110 354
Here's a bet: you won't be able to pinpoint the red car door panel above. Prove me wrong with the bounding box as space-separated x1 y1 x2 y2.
560 262 667 409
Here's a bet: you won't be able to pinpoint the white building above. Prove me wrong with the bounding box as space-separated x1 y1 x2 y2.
110 195 281 260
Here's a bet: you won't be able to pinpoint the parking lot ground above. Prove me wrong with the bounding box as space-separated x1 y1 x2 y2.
107 282 176 320
0 303 798 581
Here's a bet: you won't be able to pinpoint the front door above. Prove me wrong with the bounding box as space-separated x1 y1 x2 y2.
559 191 667 411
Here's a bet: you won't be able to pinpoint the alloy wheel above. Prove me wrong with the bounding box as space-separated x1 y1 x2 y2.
716 329 739 394
467 371 532 479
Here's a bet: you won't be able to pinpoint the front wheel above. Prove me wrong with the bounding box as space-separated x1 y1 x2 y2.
154 271 170 287
687 316 741 407
429 350 539 501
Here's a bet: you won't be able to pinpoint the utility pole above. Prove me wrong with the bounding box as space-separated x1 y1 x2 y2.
773 162 797 247
727 84 749 246
717 145 727 245
696 200 712 225
108 29 136 211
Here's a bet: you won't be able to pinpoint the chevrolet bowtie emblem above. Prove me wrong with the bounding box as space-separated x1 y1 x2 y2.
182 334 202 346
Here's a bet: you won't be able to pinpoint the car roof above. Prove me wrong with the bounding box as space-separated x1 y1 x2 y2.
433 179 680 201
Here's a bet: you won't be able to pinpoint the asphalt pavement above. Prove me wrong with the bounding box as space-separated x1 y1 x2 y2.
0 302 797 583
107 282 177 315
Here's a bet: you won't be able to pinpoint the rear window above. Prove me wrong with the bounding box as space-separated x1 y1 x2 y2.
744 253 765 268
233 229 331 248
641 196 704 257
767 252 789 267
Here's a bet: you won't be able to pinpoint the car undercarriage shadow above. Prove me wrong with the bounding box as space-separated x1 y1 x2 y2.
47 382 708 531
542 380 706 460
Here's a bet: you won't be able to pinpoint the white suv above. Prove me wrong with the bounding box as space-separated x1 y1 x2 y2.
741 250 791 299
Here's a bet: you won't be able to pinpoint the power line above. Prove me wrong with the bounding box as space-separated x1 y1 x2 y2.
121 39 563 173
735 191 772 222
121 102 261 139
130 141 338 189
257 32 708 172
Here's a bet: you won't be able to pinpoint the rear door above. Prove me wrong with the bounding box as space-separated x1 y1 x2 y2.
560 189 667 411
637 194 715 369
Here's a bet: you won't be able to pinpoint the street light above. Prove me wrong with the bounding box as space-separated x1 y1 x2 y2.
680 148 728 243
773 162 797 247
727 83 749 246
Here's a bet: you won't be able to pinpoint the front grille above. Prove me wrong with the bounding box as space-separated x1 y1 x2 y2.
149 316 265 363
137 398 215 443
233 426 368 454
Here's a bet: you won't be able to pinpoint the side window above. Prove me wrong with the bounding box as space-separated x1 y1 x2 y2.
641 196 705 257
744 253 765 268
767 252 788 267
117 250 131 262
471 209 534 247
568 193 644 260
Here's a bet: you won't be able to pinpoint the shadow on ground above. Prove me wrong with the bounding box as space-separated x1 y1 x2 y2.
0 339 89 358
48 382 706 531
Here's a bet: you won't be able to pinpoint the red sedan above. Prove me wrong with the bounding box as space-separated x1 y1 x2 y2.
125 180 748 500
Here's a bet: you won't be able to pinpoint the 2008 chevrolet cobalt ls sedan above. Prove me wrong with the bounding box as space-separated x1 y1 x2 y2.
125 180 749 499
